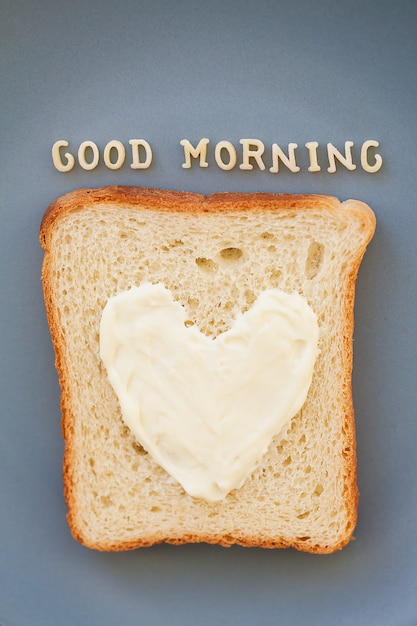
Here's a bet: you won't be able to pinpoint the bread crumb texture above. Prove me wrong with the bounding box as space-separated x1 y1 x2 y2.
40 188 375 553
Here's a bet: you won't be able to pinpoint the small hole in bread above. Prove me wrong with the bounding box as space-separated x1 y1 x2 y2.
120 425 130 438
220 247 243 260
131 441 147 455
244 289 256 307
100 495 113 507
314 483 324 496
195 257 218 272
269 268 282 287
187 297 200 309
305 241 324 279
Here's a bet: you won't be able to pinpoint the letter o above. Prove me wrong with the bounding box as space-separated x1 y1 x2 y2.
103 140 126 170
78 141 100 170
214 141 237 171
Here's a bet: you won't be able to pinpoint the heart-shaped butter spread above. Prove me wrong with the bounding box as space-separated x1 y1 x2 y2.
100 284 318 502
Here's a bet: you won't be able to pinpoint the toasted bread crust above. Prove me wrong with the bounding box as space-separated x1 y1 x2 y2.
40 186 375 553
40 186 346 246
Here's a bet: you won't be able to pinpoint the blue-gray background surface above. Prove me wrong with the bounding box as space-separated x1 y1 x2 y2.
1 1 416 624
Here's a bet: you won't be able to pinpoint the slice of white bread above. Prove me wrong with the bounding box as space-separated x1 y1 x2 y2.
39 186 376 553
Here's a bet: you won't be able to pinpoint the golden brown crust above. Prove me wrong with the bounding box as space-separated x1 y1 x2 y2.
40 185 375 554
74 530 354 554
335 198 376 551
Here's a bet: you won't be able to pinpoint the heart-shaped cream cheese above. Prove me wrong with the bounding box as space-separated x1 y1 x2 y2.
100 284 318 502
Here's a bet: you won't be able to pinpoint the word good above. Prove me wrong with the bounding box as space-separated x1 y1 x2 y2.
52 139 152 172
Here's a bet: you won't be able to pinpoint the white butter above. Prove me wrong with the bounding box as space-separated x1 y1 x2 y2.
99 283 319 502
